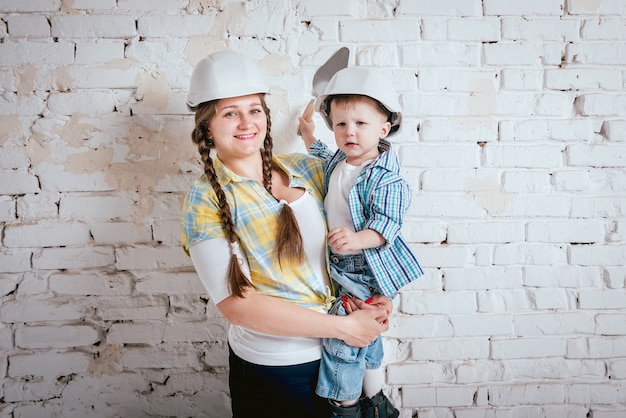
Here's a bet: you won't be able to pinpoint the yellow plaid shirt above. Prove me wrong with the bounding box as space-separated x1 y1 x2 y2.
182 153 333 311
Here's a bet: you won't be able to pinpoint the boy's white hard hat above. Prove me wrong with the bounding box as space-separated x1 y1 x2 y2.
314 66 403 136
186 50 270 111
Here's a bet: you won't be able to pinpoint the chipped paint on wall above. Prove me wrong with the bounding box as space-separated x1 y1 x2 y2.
52 66 74 92
465 175 513 215
570 0 605 12
88 343 123 378
0 115 22 144
52 113 98 148
135 70 173 112
15 65 37 97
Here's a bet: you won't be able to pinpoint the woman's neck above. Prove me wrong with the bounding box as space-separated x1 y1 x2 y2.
220 153 264 182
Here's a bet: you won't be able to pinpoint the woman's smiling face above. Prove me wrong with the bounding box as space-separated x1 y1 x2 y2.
209 94 267 163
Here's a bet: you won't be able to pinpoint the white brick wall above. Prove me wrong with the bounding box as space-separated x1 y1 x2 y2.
0 0 625 417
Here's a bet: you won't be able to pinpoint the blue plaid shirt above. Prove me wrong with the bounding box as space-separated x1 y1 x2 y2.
310 139 423 299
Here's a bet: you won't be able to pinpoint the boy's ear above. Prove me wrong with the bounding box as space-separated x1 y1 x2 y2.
380 121 392 139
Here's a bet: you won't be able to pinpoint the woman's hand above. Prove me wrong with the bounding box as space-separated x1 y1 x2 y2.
343 294 392 317
340 307 390 347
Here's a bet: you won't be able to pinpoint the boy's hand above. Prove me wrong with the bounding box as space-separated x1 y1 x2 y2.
327 227 361 252
298 116 316 150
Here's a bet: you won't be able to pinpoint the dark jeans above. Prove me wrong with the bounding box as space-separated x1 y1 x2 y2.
229 346 329 418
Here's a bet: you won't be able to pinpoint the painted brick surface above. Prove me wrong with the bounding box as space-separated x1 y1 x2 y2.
0 1 625 417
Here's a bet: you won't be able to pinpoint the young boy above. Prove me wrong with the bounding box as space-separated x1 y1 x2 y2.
299 66 423 418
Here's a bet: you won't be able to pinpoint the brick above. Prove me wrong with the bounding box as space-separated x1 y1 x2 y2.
400 43 481 67
485 144 564 168
501 68 543 91
66 0 114 8
340 20 421 42
446 267 523 290
524 266 604 288
4 221 91 248
582 18 626 40
489 383 566 406
15 325 100 349
135 271 206 295
49 272 133 296
0 41 74 66
36 166 112 193
500 119 602 141
59 195 134 220
566 383 626 405
527 220 606 243
0 196 16 222
419 118 498 142
403 290 477 314
400 144 480 168
138 15 217 38
0 251 31 273
578 289 626 309
16 193 60 220
568 0 626 15
298 0 356 16
120 345 203 369
397 0 481 16
3 380 61 403
568 44 626 65
47 91 116 116
417 69 499 92
571 197 626 218
450 315 513 337
571 245 626 267
555 170 626 192
0 299 86 323
0 170 40 194
386 314 453 339
502 17 580 41
115 246 190 270
517 312 596 337
448 222 525 244
605 120 626 142
596 314 626 335
95 295 169 321
504 358 605 379
58 64 141 89
91 222 153 245
75 41 125 64
107 323 164 345
33 246 114 270
502 170 552 193
494 243 568 265
51 15 136 38
431 17 500 42
484 0 564 16
546 68 623 90
8 352 90 378
477 289 533 312
484 42 564 66
7 15 50 37
568 144 626 167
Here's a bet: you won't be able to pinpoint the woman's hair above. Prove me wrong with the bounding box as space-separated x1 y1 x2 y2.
191 94 304 297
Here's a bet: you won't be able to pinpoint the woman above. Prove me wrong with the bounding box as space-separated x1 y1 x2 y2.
181 51 391 418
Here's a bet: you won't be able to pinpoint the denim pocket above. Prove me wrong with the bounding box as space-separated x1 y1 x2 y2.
322 336 360 362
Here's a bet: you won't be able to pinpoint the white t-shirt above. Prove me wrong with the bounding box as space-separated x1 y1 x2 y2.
325 159 372 255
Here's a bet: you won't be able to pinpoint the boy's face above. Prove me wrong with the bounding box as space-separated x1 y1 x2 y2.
329 96 391 166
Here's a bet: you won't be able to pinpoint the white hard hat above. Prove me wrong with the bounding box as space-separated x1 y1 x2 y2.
315 66 402 137
186 51 270 111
